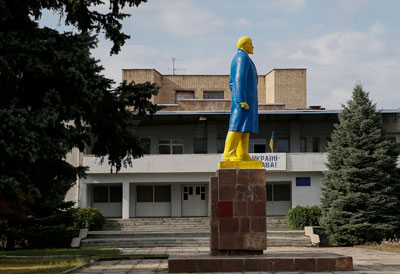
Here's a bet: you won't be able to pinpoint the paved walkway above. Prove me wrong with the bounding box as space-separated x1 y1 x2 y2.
75 246 400 273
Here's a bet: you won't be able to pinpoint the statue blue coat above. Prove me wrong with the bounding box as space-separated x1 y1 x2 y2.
228 49 259 133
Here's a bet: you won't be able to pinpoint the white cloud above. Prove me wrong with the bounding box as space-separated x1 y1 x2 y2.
289 24 389 66
369 20 386 35
234 18 252 28
91 42 161 84
135 0 227 37
260 21 400 109
259 0 306 13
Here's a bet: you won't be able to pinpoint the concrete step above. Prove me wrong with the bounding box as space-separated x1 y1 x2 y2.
81 237 210 248
267 237 312 247
81 230 311 248
102 217 289 232
87 232 209 238
267 230 305 238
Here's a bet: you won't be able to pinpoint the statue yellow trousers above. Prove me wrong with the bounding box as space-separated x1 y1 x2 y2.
222 131 255 161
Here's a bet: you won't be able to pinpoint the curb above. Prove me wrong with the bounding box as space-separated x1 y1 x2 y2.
59 254 169 274
60 259 97 274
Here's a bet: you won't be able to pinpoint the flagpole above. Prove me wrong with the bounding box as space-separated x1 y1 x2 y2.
269 131 274 153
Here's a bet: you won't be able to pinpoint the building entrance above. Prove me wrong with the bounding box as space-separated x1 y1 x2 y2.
266 182 292 216
135 185 171 217
182 185 207 216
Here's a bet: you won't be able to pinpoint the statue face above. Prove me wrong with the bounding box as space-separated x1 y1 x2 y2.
242 40 254 54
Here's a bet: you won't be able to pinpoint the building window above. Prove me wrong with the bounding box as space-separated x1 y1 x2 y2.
159 139 184 154
109 186 122 202
249 139 266 153
175 90 194 103
277 138 290 153
140 137 151 154
300 138 307 152
312 137 320 152
217 139 225 153
203 91 224 99
136 186 153 202
94 185 122 203
137 185 171 203
194 138 207 154
155 185 171 202
266 182 291 201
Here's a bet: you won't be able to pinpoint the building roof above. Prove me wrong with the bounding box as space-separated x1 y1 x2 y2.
153 109 400 116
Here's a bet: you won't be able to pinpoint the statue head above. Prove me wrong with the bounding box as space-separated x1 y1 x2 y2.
237 36 253 54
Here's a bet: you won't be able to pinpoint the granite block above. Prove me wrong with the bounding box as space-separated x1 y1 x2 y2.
222 259 244 272
239 217 250 233
294 258 317 272
316 258 337 271
336 257 353 271
244 233 266 250
219 185 236 201
217 169 237 185
218 201 233 218
219 218 239 233
219 234 244 250
233 202 247 216
250 217 266 233
248 201 266 216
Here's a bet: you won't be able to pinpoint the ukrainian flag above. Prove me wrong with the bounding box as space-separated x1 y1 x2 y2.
269 131 274 152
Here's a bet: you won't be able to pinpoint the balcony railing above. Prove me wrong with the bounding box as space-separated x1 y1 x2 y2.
83 153 329 174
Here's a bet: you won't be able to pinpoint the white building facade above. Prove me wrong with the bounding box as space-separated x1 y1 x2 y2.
66 109 400 218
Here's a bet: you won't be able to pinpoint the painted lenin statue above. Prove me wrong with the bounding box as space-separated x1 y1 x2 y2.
222 36 259 162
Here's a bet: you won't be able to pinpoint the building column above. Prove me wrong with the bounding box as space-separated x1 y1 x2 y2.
171 183 182 217
207 122 218 153
290 123 300 153
122 182 130 219
79 183 88 208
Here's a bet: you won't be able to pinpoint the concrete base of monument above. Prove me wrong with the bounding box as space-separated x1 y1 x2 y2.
168 252 353 273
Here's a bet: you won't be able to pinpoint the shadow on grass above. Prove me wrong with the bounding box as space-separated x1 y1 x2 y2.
0 248 169 274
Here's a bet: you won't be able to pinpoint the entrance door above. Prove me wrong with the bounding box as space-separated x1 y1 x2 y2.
182 185 207 216
266 182 292 216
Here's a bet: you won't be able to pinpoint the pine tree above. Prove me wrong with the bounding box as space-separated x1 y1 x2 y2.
0 0 161 248
321 84 400 245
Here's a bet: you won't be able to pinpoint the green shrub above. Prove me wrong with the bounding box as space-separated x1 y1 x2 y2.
73 207 105 231
286 205 321 230
24 225 76 248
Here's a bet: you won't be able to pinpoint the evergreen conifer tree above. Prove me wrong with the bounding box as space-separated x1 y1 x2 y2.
321 84 400 245
0 0 160 248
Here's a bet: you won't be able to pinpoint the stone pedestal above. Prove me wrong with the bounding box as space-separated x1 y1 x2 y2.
168 167 354 273
210 168 266 255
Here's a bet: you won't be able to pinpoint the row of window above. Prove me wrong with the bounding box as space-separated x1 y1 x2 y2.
93 185 171 203
93 183 292 204
175 90 224 103
140 137 331 154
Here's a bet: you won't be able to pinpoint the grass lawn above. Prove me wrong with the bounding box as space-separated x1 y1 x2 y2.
359 244 400 253
0 248 119 274
0 257 87 274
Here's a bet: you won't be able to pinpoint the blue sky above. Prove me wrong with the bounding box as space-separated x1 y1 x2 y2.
40 0 400 109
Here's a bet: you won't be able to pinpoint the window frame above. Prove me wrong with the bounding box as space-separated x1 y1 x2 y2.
203 90 224 99
93 185 122 203
276 138 290 153
193 138 208 154
249 138 267 153
300 137 307 152
158 139 184 154
136 184 172 203
175 90 194 103
312 137 320 152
